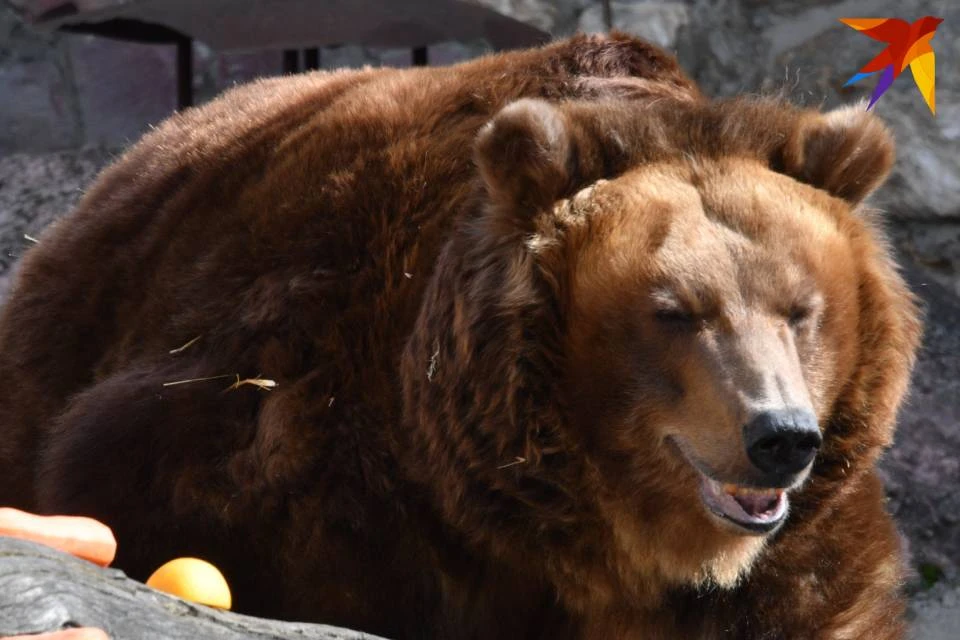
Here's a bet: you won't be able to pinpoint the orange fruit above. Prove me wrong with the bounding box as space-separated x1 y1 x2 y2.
146 557 232 610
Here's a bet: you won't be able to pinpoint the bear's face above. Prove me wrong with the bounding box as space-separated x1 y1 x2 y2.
405 94 918 596
562 159 859 544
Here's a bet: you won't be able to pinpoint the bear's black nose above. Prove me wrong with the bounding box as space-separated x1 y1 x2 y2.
744 409 821 478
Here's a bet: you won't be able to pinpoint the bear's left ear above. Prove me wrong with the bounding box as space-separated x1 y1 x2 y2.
779 104 895 205
475 99 574 222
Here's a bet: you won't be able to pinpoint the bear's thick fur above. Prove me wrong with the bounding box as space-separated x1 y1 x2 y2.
0 34 921 638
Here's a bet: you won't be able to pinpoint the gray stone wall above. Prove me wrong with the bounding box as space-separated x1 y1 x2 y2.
1 0 957 635
0 4 491 152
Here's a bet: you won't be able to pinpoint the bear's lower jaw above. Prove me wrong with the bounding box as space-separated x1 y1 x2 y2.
698 476 788 535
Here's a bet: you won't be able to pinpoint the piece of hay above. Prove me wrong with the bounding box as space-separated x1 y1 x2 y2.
496 456 527 470
162 374 235 387
169 335 201 355
427 340 440 381
225 374 277 392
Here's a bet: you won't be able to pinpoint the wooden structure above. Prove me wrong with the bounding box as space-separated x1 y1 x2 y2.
10 0 548 107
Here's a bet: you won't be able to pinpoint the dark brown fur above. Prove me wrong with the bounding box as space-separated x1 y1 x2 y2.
0 34 919 639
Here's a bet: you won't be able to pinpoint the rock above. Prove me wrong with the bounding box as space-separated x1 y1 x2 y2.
425 41 492 66
472 0 595 36
880 263 960 573
0 56 81 151
67 33 178 149
579 2 690 50
677 0 960 222
319 44 383 69
0 5 82 152
0 148 113 300
192 43 282 106
889 221 960 298
878 262 960 635
0 536 387 640
909 584 960 640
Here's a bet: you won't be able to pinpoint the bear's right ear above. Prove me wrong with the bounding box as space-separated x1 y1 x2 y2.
779 104 895 205
475 99 574 222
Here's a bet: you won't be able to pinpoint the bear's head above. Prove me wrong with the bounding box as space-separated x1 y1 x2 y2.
401 96 921 603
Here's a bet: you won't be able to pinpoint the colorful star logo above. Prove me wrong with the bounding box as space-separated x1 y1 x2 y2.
840 16 942 114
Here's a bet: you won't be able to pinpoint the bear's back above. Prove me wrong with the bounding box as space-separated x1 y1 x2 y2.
0 34 695 445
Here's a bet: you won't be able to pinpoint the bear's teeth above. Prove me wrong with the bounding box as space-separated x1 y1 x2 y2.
722 484 784 498
739 487 777 496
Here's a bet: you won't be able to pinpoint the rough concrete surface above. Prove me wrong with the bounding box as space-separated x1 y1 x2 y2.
0 148 113 299
882 266 960 637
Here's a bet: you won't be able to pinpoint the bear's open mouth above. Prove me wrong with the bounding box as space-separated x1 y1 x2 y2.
665 436 791 535
698 475 788 534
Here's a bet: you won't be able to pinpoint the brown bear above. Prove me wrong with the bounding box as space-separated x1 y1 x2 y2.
0 33 921 639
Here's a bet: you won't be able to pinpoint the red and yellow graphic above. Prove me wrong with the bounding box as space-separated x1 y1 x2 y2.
841 16 942 114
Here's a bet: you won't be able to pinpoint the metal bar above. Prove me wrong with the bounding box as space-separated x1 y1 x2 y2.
412 46 428 66
283 49 300 74
304 47 320 70
176 35 193 109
